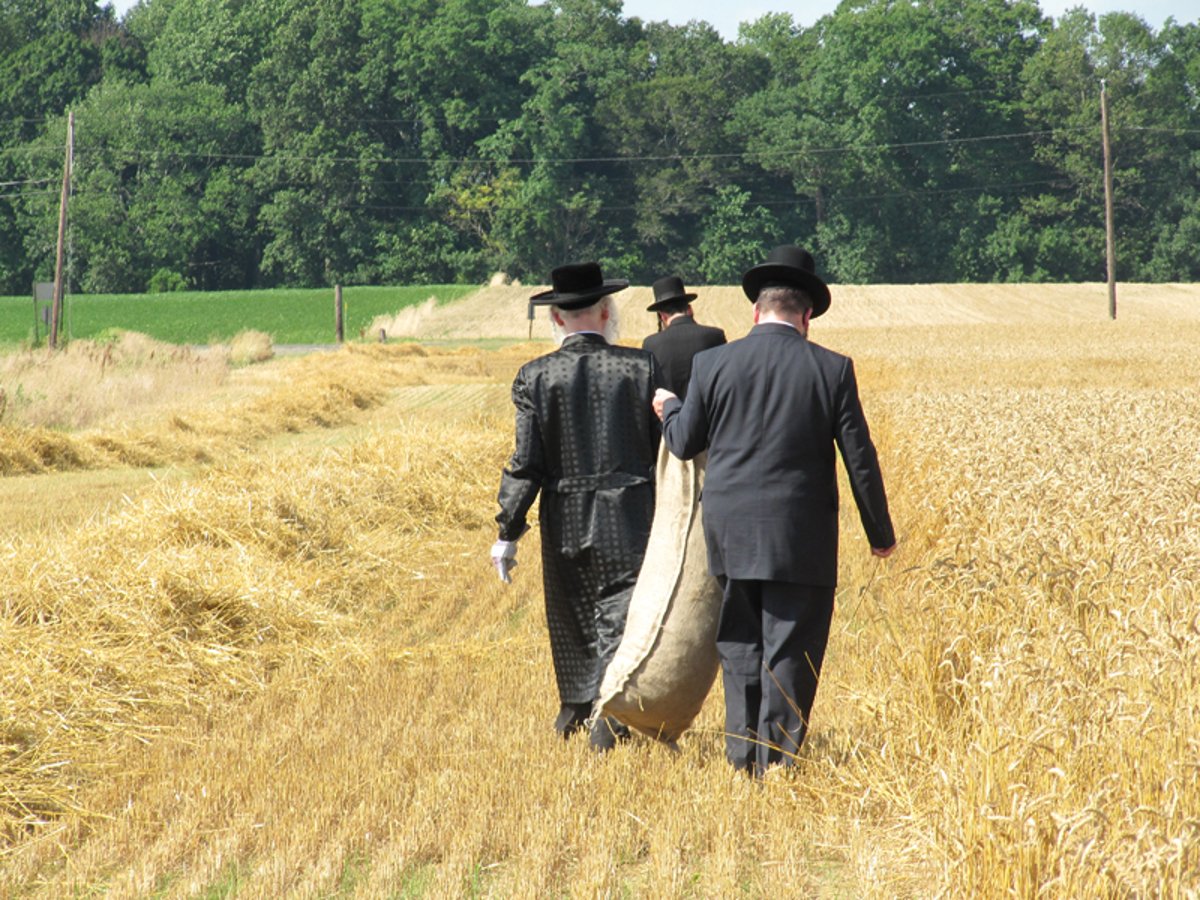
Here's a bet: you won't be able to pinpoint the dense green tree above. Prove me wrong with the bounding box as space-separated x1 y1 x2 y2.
1016 10 1200 282
690 186 782 284
244 0 388 286
361 0 551 281
593 20 764 282
1 0 1198 293
137 0 263 104
0 0 104 53
482 0 643 279
1141 20 1200 280
728 12 827 245
13 80 257 292
0 0 146 293
0 33 101 142
738 0 1049 283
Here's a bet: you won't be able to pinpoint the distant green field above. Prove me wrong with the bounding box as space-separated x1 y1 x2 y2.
0 285 478 346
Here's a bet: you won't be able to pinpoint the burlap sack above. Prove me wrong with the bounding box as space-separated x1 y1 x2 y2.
596 445 722 743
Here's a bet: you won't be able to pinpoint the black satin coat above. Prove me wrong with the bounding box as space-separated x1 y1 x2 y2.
496 333 662 702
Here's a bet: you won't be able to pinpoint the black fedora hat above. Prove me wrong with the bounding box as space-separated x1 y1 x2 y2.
646 275 698 312
530 262 628 310
742 245 831 317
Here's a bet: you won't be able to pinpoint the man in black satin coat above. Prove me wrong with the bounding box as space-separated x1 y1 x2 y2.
641 275 726 400
492 262 661 750
653 245 896 777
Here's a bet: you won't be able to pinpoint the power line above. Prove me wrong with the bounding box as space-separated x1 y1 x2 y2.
0 126 1080 172
1126 125 1200 135
133 127 1078 165
0 188 57 199
0 177 52 188
6 119 1192 172
226 174 1085 216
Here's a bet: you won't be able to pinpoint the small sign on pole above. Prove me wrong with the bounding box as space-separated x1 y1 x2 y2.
33 282 53 343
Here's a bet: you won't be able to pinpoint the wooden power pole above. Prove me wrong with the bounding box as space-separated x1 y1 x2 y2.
1100 81 1117 320
334 284 345 343
51 111 74 349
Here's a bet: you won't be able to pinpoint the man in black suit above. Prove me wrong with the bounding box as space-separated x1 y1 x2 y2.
641 276 726 400
652 245 896 777
493 262 662 750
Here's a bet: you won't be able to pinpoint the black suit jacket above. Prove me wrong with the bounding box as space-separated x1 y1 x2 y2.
661 322 893 587
642 315 726 400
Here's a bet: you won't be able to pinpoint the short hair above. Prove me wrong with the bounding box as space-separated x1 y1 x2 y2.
755 284 812 317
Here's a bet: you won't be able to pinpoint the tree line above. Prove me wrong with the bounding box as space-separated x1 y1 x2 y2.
2 0 1198 295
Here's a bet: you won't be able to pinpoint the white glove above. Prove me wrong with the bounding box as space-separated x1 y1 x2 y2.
491 539 518 584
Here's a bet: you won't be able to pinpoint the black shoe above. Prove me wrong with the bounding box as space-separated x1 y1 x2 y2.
554 702 591 738
588 715 630 753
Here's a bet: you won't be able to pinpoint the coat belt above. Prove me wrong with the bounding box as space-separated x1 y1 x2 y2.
545 472 651 493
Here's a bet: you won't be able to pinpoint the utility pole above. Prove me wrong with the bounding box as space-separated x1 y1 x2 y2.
50 110 74 348
1100 80 1117 320
334 284 345 343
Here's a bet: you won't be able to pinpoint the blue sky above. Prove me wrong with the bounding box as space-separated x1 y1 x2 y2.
620 1 1197 38
108 0 1198 33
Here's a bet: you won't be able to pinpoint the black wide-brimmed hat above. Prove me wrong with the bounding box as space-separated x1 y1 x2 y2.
529 262 628 311
742 245 831 317
646 275 698 312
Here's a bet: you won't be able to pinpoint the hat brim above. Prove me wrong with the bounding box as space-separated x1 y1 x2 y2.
646 292 697 312
742 264 831 317
530 279 629 310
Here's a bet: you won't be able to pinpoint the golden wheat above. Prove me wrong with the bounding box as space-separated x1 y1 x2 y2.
1 304 1198 896
0 340 431 476
228 330 275 367
0 332 231 432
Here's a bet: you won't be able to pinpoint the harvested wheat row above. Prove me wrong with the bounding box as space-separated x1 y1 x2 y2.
0 342 448 475
0 408 509 850
0 333 231 432
2 318 1199 896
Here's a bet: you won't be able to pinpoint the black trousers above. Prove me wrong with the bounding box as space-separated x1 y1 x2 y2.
715 578 836 776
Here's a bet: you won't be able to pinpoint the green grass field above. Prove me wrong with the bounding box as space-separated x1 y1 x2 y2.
0 285 478 346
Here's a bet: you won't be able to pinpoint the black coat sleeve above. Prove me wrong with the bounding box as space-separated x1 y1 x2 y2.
495 367 542 541
833 359 895 550
660 359 710 461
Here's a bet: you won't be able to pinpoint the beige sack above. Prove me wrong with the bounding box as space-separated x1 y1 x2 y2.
596 445 723 743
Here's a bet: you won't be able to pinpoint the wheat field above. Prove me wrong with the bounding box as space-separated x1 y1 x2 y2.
1 284 1198 897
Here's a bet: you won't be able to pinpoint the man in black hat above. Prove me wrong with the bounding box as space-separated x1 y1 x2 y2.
642 276 726 400
492 262 662 750
652 245 896 777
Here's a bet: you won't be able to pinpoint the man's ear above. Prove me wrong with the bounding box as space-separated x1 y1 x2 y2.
752 303 762 325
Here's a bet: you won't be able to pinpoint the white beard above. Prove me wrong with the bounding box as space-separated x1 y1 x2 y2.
549 299 621 346
603 300 621 343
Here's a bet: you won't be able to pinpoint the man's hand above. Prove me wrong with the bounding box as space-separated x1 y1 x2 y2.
871 543 896 559
491 540 518 583
653 388 678 421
